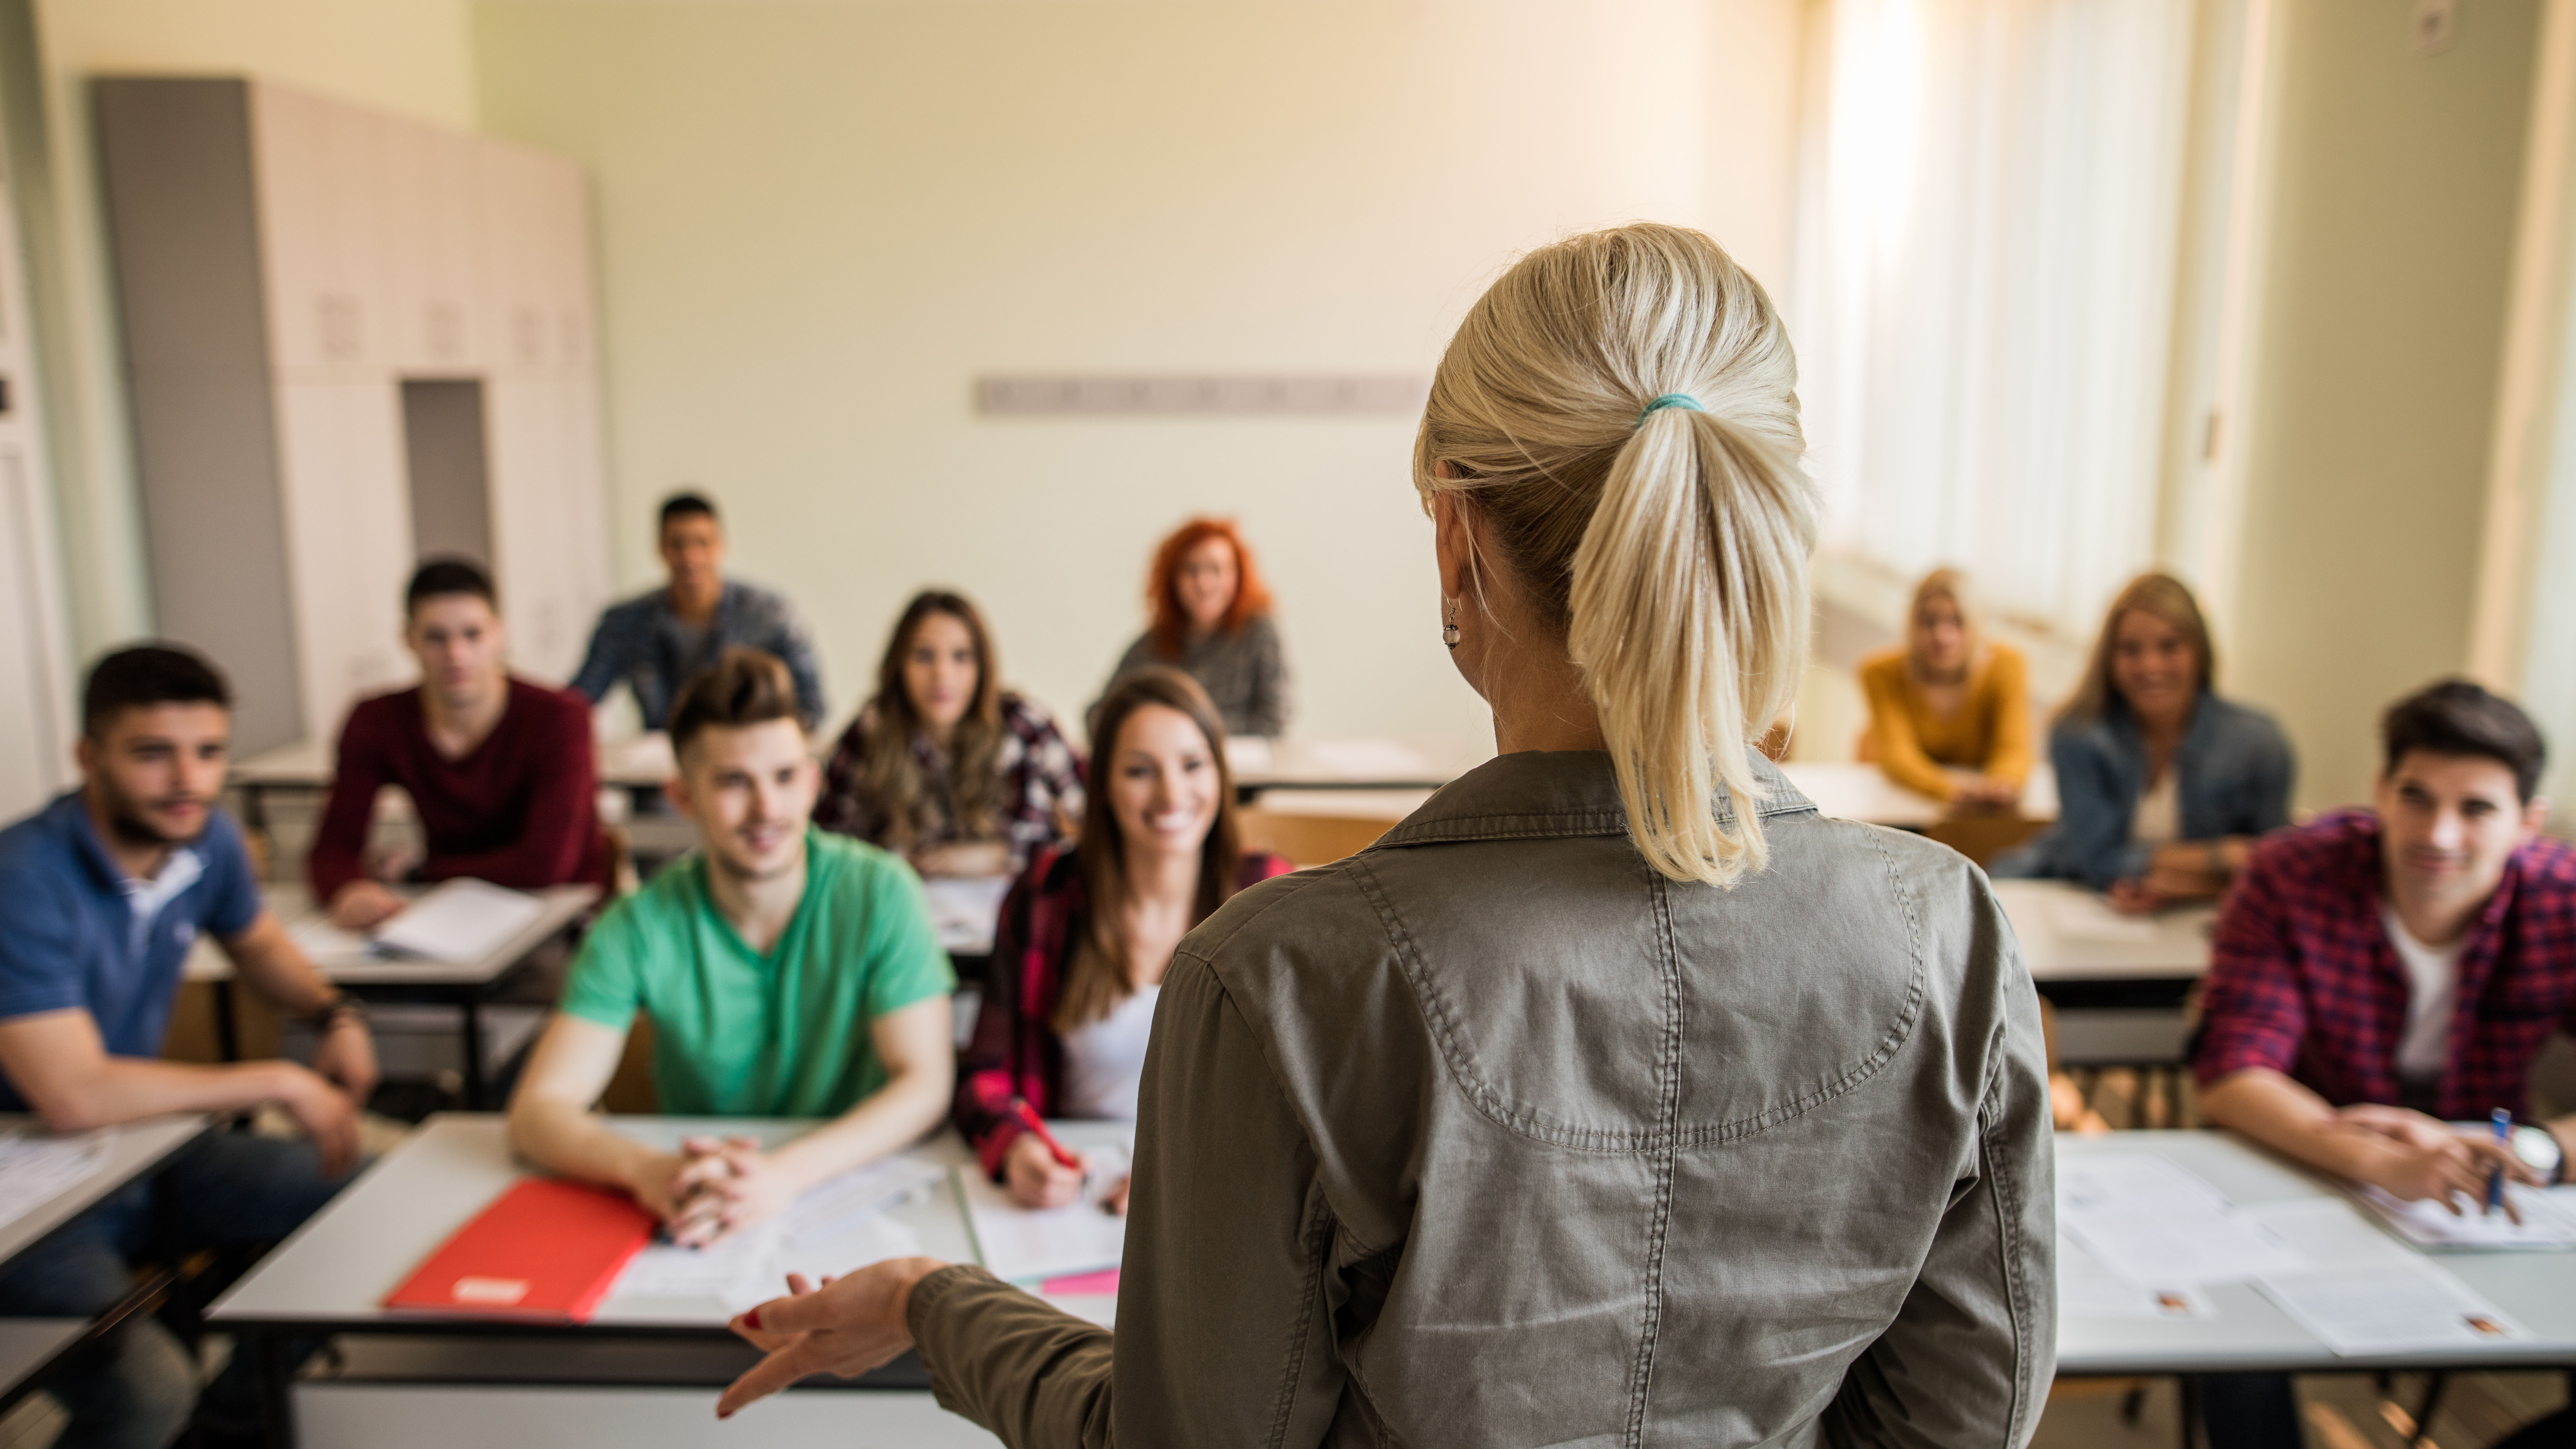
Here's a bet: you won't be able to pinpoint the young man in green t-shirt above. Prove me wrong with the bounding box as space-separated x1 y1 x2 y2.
508 648 954 1246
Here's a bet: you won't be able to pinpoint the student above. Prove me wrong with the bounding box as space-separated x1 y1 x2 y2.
0 646 378 1449
509 649 953 1245
955 667 1291 1212
309 558 610 930
2192 680 2575 1449
1995 571 2293 909
814 591 1083 880
715 223 2047 1445
1857 568 2032 807
1101 517 1290 739
569 492 827 731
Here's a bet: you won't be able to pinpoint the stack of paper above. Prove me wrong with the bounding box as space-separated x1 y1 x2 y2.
959 1142 1131 1282
2354 1183 2576 1249
2058 1155 2303 1293
372 879 547 964
609 1153 945 1313
0 1135 106 1232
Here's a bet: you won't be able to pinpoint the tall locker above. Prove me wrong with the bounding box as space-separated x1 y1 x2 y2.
94 77 610 754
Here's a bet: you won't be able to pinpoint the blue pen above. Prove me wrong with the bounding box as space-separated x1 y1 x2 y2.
2490 1107 2513 1215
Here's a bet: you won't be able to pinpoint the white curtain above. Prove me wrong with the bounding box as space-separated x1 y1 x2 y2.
1789 0 2198 631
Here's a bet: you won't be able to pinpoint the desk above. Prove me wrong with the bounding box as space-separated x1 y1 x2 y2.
1998 880 2211 1070
0 1116 212 1415
2060 1130 2576 1375
210 1115 1042 1448
1226 736 1492 794
185 884 601 1109
1779 761 2061 828
0 1115 210 1268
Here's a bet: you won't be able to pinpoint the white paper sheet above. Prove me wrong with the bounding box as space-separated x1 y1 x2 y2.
920 876 1013 955
370 879 546 964
2236 1198 2419 1269
2354 1183 2576 1249
959 1144 1131 1282
2055 1233 2214 1320
608 1154 943 1312
2255 1261 2530 1355
0 1136 106 1232
2056 1153 2233 1219
2063 1206 2307 1286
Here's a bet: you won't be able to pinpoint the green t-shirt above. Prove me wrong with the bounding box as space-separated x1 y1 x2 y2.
559 828 955 1117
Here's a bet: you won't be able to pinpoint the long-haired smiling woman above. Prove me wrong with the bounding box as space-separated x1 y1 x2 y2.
719 223 2055 1447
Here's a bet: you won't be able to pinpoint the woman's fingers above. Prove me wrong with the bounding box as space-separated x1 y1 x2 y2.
716 1338 830 1418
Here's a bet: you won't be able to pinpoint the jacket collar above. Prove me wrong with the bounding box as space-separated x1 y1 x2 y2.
1374 749 1816 849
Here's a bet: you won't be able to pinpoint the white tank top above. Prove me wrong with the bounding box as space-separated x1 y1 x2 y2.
1059 985 1162 1121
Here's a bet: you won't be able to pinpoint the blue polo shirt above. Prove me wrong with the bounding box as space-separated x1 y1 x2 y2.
0 792 262 1110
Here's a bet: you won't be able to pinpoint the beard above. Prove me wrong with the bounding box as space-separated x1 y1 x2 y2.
97 780 204 848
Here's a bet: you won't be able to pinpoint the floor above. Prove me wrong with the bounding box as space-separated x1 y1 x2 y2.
2037 1372 2567 1449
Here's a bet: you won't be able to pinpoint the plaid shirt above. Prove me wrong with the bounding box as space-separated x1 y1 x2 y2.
2193 808 2576 1119
812 691 1084 874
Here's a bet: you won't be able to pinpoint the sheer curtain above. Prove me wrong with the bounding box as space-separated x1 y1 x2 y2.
1789 0 2199 632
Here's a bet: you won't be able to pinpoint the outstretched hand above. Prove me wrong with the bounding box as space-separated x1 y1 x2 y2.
716 1258 950 1418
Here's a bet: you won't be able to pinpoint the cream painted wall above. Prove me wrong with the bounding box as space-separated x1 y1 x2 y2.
9 0 477 656
2224 0 2539 811
471 0 1802 743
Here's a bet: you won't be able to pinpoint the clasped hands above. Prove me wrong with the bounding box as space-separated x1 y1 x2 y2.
635 1135 800 1247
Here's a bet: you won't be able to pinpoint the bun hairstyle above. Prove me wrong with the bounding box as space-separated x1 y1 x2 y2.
1413 223 1819 888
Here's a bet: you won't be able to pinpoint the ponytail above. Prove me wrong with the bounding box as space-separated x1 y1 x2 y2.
1417 224 1819 888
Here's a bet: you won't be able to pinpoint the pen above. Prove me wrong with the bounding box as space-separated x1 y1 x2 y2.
2490 1107 2513 1215
1009 1098 1083 1171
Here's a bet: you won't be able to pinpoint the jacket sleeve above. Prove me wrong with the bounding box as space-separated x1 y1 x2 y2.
956 875 1038 1177
1860 658 1956 801
307 707 389 902
2047 726 2151 890
566 606 627 704
1982 648 2035 789
908 951 1345 1447
1823 903 2056 1448
2240 715 2297 837
420 699 599 889
2191 846 2310 1085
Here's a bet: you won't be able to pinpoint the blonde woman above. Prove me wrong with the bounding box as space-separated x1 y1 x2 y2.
1858 569 2032 808
718 225 2053 1444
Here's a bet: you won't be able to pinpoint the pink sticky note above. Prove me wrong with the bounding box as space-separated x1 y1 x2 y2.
1041 1268 1121 1297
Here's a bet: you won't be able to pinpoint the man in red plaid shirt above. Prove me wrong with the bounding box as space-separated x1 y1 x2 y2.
2191 679 2574 1449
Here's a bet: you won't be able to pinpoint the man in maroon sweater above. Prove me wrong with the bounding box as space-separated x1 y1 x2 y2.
311 558 609 930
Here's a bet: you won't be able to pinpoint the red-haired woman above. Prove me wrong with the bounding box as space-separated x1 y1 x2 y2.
1101 517 1290 738
956 667 1291 1210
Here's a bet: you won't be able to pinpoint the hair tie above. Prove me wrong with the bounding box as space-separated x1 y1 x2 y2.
1637 393 1704 427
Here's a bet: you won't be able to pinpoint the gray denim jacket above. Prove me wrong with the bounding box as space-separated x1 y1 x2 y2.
910 750 2056 1448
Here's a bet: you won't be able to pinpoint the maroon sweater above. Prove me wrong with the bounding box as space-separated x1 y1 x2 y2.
307 677 609 902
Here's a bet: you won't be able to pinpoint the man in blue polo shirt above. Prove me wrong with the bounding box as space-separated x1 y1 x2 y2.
0 645 381 1449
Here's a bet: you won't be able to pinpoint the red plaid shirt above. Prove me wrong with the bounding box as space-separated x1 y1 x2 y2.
2194 808 2576 1119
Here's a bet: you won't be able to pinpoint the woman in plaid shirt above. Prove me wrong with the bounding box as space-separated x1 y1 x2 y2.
813 591 1084 878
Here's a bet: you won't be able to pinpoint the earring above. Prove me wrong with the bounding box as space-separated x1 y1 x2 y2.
1442 597 1462 651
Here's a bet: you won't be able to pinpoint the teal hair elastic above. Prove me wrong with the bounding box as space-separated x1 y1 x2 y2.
1637 393 1704 427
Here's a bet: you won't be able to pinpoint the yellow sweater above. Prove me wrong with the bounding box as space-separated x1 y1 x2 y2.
1858 642 2034 802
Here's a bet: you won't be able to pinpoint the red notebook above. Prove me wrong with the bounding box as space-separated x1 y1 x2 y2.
384 1177 659 1321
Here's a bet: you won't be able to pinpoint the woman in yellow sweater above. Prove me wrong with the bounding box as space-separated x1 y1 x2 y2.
1858 569 2033 808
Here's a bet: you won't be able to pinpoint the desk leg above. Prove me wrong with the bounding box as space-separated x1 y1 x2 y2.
459 991 488 1111
213 980 240 1063
248 1331 296 1449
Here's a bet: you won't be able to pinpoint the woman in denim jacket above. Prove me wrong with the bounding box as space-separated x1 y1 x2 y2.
1998 573 2295 910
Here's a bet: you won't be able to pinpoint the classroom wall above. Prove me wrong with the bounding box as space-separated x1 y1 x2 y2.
468 0 1802 743
3 0 479 660
2223 0 2540 812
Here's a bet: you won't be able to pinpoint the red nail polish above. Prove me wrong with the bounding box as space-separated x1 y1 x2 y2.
743 1308 762 1330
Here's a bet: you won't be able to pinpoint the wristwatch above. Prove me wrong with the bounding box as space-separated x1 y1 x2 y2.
2513 1124 2565 1185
